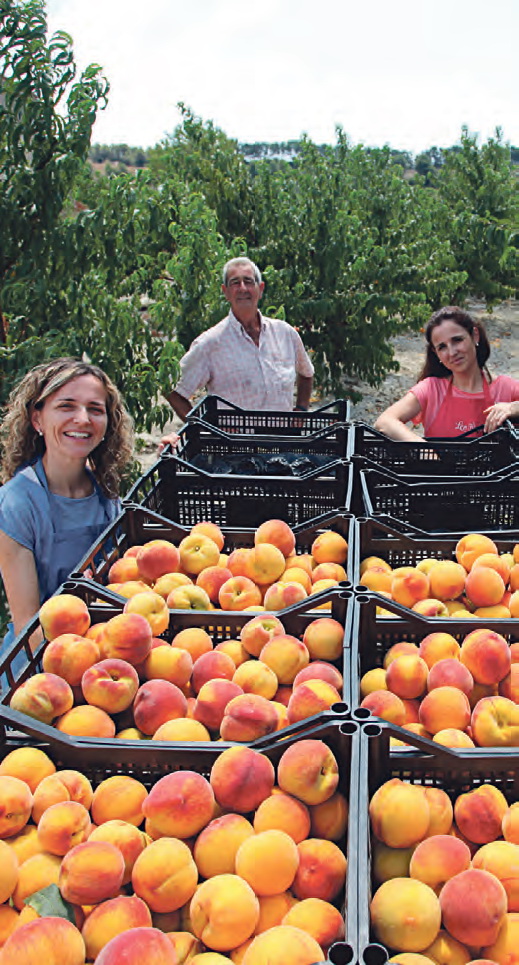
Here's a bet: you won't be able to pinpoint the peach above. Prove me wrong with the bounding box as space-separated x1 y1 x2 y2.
255 520 296 558
503 803 519 844
215 638 249 667
244 544 287 585
0 839 18 903
227 547 252 577
81 657 139 712
168 584 212 610
282 897 344 950
361 555 392 575
136 539 180 581
465 567 505 608
241 924 324 965
475 605 512 618
5 826 43 864
391 567 430 608
418 687 471 736
384 641 420 667
455 534 498 570
108 555 142 583
471 696 519 747
258 634 309 685
262 581 307 611
473 552 511 584
370 877 441 952
360 667 388 697
433 729 475 748
372 842 415 884
191 521 225 551
423 787 453 836
42 633 100 686
190 873 259 951
360 566 394 593
409 834 471 893
10 673 74 725
55 703 116 738
153 718 211 741
179 533 221 575
192 650 236 693
294 661 343 692
194 814 255 878
412 599 450 617
454 784 509 844
133 678 188 735
472 841 519 911
132 837 198 913
302 618 344 662
109 579 150 599
482 912 519 965
427 659 474 696
0 904 18 947
292 837 346 901
440 868 507 947
154 571 193 599
311 529 348 565
386 654 429 699
220 693 279 741
39 594 90 640
123 590 170 636
428 561 467 601
240 615 285 657
81 894 152 961
219 576 262 611
1 917 86 965
37 800 91 855
197 565 234 603
95 926 179 964
172 626 213 660
277 739 338 806
144 643 193 687
210 746 275 813
193 678 244 732
421 930 472 965
0 747 55 794
307 791 347 842
59 839 125 904
311 561 347 583
89 819 149 884
287 679 341 723
143 771 214 838
361 689 407 726
167 931 204 960
370 779 430 849
460 629 511 685
419 633 461 667
0 776 33 839
510 591 519 618
102 612 152 665
233 659 278 699
252 790 310 844
91 774 148 826
279 566 312 593
236 829 299 896
12 853 60 909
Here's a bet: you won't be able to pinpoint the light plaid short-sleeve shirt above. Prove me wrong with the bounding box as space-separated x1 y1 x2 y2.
174 311 314 410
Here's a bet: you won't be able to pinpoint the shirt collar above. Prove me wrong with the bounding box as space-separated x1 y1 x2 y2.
228 308 266 335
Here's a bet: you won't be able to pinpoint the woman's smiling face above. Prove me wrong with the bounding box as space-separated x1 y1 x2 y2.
31 374 108 460
430 319 479 374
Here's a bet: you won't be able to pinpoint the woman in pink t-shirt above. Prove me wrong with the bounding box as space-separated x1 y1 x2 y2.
374 306 519 440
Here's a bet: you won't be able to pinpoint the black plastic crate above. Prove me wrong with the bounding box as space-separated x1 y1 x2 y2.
0 718 359 965
124 457 353 528
349 422 519 479
71 504 354 589
187 394 351 436
358 467 519 534
0 579 353 748
357 721 519 965
345 592 519 715
352 516 519 586
172 418 350 477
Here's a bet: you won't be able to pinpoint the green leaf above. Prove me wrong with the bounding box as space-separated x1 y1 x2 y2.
25 884 76 923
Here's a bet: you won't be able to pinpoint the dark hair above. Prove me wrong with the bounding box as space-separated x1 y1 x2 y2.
418 306 491 381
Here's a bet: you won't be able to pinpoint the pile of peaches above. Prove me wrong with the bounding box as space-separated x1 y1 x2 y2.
369 776 518 965
360 532 519 619
359 628 518 747
99 517 349 614
9 592 346 741
0 739 347 964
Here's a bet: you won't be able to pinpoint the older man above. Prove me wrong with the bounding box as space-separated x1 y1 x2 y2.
167 257 314 419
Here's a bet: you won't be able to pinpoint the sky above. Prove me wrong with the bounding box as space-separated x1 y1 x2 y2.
45 0 519 154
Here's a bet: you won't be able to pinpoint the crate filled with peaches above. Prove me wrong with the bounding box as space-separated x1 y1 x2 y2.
357 720 519 965
0 715 358 965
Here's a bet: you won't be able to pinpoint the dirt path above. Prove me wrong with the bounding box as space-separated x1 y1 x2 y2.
136 299 519 469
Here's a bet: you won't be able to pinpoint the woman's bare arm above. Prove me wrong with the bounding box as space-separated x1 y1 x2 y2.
374 391 425 442
0 530 42 640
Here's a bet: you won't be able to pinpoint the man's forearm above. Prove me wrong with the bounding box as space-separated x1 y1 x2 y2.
295 374 313 409
166 390 193 421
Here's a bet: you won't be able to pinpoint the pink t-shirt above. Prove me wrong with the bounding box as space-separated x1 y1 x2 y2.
410 375 519 436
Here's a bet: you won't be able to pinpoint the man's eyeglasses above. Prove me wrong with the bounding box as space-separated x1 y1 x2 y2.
227 277 257 288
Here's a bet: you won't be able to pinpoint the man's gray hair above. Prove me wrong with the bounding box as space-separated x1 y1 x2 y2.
222 257 262 286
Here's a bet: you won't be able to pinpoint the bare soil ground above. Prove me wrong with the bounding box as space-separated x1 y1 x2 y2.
136 299 519 469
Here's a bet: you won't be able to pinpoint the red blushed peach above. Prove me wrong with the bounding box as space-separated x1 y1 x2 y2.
227 546 252 577
123 590 170 636
196 565 233 603
418 686 471 736
108 555 143 584
218 576 262 611
210 746 275 814
311 561 347 583
143 771 214 839
471 696 519 747
244 544 287 585
361 555 392 575
460 629 511 686
279 567 312 595
503 803 519 844
240 615 285 657
31 770 93 824
133 679 188 735
419 632 461 668
136 539 180 582
293 661 343 692
409 834 471 894
42 633 101 686
143 644 193 687
37 800 91 855
383 642 420 668
360 566 394 594
455 533 498 571
385 654 429 699
454 784 509 845
193 814 255 878
287 679 341 724
311 529 348 566
55 704 116 738
427 658 474 696
59 840 125 905
473 552 512 584
81 657 139 713
302 618 344 662
472 840 519 911
255 519 296 558
370 878 441 953
412 599 450 617
282 897 345 950
232 659 279 699
191 650 236 693
81 894 152 962
89 820 149 884
91 774 148 826
292 837 346 901
370 779 431 849
102 612 153 666
277 739 338 807
262 581 307 611
166 932 203 960
1 917 86 965
422 787 453 837
220 693 279 741
95 926 179 964
465 567 506 608
360 689 407 726
440 868 507 948
308 790 348 843
193 678 244 732
433 729 475 748
274 684 293 706
401 699 421 724
391 567 430 608
259 634 309 685
10 673 74 725
39 594 91 640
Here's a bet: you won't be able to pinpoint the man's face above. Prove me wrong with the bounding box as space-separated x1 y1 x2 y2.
222 262 264 320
